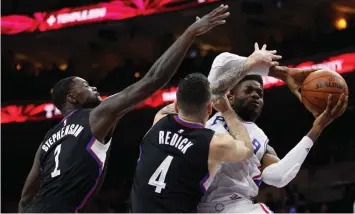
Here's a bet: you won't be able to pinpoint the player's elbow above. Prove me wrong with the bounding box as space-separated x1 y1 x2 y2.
262 164 296 188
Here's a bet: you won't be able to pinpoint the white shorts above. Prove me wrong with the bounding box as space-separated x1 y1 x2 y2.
197 198 273 213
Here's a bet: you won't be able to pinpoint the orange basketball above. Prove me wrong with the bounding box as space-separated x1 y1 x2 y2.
301 69 349 116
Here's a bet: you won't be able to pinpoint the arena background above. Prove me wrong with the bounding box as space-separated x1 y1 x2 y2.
1 0 355 212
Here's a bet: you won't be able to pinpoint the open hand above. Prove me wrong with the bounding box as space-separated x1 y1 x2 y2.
313 94 348 129
246 43 282 68
270 66 320 101
187 4 230 36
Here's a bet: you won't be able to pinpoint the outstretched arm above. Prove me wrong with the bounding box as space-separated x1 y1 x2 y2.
153 103 176 125
209 44 281 100
19 146 41 212
89 5 230 141
262 94 348 188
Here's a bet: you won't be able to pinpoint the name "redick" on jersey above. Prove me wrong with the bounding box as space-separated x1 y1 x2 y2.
158 131 193 154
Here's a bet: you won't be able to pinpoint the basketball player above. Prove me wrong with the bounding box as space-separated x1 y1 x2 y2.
197 53 348 213
18 4 230 213
131 43 282 212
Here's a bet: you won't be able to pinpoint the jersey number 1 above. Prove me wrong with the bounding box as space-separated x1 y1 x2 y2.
148 155 173 193
51 144 62 178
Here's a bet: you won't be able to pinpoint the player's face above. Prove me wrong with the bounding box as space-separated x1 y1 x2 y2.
70 77 102 108
229 80 264 122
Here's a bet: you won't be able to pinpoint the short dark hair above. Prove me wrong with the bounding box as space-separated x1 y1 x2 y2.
52 76 76 110
176 73 211 115
231 75 263 92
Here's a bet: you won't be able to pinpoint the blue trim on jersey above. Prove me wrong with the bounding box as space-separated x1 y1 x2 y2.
75 136 103 212
61 109 78 122
199 172 210 194
137 144 142 162
173 115 203 129
254 178 262 187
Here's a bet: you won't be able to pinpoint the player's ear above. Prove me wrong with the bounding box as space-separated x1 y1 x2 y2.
174 101 179 113
228 94 235 106
67 94 78 105
207 102 213 115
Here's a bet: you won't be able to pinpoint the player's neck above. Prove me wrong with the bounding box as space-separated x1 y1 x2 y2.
61 107 78 116
177 114 205 127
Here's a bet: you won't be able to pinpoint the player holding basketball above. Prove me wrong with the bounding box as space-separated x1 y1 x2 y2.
18 4 230 213
131 43 282 212
197 50 348 213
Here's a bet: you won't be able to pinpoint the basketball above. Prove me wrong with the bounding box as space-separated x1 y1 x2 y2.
301 69 349 115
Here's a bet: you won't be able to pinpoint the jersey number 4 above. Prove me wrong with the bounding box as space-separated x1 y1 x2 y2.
148 155 173 193
51 144 62 178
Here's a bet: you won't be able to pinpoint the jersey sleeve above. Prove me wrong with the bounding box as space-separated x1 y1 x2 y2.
208 52 269 83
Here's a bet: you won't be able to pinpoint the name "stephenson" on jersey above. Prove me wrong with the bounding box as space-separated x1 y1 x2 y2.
42 124 84 152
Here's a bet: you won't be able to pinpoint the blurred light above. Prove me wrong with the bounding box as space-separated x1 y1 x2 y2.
189 50 197 58
50 88 54 95
198 0 206 3
134 72 141 78
59 64 68 71
335 18 347 30
16 64 21 71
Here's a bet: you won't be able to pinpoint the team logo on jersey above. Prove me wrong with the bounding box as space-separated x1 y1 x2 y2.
230 194 241 200
214 202 225 212
63 119 67 126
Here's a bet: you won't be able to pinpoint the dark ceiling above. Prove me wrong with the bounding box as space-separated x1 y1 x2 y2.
2 0 355 77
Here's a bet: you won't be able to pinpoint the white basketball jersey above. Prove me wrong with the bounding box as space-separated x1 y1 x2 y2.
202 112 269 202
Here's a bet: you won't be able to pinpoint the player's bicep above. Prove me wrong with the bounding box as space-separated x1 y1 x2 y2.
261 145 280 171
19 145 42 211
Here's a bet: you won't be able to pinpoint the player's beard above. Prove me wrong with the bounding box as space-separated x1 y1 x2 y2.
231 97 261 122
82 97 102 109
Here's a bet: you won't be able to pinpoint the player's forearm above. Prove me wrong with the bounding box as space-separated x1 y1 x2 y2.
210 58 252 98
268 66 289 81
144 29 196 89
262 136 314 188
221 110 253 151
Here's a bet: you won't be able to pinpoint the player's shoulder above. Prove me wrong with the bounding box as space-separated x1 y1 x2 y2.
212 52 246 67
206 112 225 127
243 121 268 138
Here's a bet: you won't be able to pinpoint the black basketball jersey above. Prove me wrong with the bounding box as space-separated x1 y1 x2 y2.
31 109 111 212
132 114 215 213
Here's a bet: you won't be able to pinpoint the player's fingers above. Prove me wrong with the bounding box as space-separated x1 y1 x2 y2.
270 54 282 60
261 44 267 50
292 89 302 102
196 16 200 21
211 12 230 22
254 42 260 51
270 61 279 66
268 50 277 54
331 93 345 116
325 94 333 113
210 20 227 28
341 95 349 114
211 4 228 16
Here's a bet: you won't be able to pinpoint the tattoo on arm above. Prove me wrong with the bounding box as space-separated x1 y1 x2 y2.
210 59 249 98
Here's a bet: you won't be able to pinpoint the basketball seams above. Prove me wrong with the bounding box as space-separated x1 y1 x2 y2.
302 96 325 113
302 75 344 86
302 90 345 94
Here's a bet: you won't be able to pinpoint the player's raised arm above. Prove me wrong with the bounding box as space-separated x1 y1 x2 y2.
209 95 253 162
89 5 230 141
209 43 281 100
261 94 348 188
18 146 41 212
